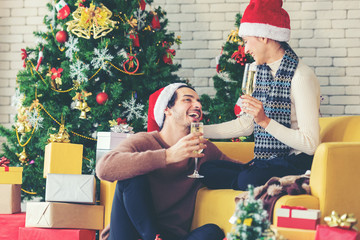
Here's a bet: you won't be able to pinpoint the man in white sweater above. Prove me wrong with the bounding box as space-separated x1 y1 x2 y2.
200 0 320 190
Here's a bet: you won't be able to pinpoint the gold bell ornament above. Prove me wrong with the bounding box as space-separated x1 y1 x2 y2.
16 148 29 164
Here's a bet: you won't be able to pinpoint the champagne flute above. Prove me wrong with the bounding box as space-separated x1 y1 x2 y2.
240 63 256 115
242 63 256 96
188 122 204 179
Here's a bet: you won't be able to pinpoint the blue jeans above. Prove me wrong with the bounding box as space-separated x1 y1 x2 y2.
199 153 313 190
108 175 224 240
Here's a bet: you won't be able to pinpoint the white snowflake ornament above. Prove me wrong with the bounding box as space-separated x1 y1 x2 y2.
122 97 145 121
91 47 114 74
65 35 79 61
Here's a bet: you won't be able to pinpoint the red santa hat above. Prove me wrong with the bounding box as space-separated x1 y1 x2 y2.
238 0 291 42
147 83 187 132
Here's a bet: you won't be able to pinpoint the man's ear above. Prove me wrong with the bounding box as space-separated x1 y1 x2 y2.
164 107 171 117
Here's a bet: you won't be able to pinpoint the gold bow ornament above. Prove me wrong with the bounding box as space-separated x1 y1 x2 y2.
324 211 358 231
66 3 116 39
48 124 71 143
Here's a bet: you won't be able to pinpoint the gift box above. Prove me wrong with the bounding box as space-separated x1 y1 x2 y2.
96 132 131 150
100 180 117 227
0 167 23 184
18 227 96 240
25 202 104 230
96 132 131 163
0 212 26 240
277 206 321 230
43 142 83 178
45 173 96 204
0 184 21 214
315 224 360 240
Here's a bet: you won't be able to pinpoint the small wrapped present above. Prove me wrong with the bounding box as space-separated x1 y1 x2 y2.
96 132 131 149
45 174 96 204
315 225 360 240
0 212 26 240
96 132 131 163
43 142 83 178
0 184 21 214
0 167 23 184
18 227 96 240
25 202 104 230
277 205 321 230
315 211 359 240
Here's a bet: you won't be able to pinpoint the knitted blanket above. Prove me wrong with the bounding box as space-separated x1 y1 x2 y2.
235 174 311 223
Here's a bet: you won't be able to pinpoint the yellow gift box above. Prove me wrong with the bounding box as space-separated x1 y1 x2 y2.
100 180 117 227
43 142 83 178
0 167 23 184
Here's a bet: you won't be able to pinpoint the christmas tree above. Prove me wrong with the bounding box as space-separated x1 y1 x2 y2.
226 185 271 240
201 13 253 141
0 0 182 200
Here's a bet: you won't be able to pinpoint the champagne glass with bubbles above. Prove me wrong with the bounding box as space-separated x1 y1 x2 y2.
188 122 204 179
242 63 256 96
241 63 256 115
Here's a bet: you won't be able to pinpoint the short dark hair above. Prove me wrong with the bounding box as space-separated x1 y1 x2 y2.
166 85 195 109
159 85 195 130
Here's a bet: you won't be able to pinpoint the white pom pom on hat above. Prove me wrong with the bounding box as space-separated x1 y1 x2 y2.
147 83 187 132
238 0 291 42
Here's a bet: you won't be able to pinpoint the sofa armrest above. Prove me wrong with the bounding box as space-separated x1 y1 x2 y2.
191 188 242 234
310 142 360 226
213 142 254 163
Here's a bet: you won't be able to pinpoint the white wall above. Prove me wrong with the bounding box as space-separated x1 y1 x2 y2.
0 0 359 133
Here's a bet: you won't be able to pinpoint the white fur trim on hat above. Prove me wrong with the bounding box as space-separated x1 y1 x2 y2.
154 83 187 128
239 22 290 42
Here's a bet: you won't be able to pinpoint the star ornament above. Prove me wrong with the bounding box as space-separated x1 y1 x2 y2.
66 3 117 39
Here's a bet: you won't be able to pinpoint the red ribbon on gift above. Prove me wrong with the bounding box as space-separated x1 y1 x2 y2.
281 205 307 218
0 156 10 171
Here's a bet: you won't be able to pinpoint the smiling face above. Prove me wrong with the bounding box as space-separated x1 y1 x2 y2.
164 87 202 128
243 36 268 65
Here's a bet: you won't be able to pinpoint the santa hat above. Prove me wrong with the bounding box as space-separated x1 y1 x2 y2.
147 83 186 132
238 0 291 42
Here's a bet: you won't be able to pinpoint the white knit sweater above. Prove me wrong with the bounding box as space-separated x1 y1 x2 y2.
204 59 321 156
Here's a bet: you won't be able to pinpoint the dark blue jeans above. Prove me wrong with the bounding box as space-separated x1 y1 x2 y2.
108 175 225 240
199 153 313 190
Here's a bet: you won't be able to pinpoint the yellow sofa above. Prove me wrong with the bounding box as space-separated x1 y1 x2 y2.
100 116 360 239
192 115 360 239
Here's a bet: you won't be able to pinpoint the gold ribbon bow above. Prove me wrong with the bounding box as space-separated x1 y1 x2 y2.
48 124 71 143
227 29 240 43
324 211 358 231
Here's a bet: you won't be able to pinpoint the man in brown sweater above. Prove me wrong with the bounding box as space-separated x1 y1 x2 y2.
96 83 233 240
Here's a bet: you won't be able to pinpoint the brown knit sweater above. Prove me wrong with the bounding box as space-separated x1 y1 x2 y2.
96 131 232 239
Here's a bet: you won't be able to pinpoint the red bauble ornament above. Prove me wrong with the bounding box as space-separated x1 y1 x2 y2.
96 92 109 105
56 31 68 43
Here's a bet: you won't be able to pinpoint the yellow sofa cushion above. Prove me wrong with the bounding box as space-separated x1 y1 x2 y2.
191 188 241 234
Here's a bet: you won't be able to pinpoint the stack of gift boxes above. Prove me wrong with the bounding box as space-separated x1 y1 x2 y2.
0 163 24 240
276 205 360 240
19 142 104 240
